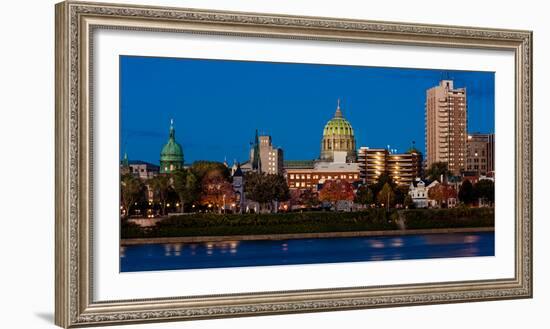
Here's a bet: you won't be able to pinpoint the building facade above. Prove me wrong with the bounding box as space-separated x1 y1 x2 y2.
387 152 422 186
357 147 422 186
357 148 387 185
244 130 284 174
408 178 432 208
160 119 184 174
488 133 495 174
259 135 284 175
231 164 245 213
466 133 494 176
320 100 356 162
408 178 456 208
425 80 467 175
126 160 159 179
285 163 360 190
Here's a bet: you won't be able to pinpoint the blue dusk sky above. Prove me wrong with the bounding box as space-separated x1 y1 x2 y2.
120 56 494 165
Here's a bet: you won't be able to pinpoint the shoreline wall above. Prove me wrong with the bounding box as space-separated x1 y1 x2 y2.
121 227 494 246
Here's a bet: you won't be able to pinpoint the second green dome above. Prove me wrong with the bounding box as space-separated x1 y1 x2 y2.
160 123 184 162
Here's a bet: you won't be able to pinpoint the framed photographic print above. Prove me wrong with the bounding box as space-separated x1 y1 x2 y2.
55 1 532 327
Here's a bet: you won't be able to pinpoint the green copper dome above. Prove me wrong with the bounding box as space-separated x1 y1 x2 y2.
160 120 184 174
160 133 183 161
320 100 357 162
323 116 354 137
322 101 354 137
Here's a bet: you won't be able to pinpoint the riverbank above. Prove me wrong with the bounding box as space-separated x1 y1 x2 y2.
121 226 494 245
122 208 494 239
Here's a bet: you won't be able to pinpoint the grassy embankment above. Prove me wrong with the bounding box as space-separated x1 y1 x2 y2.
121 207 494 239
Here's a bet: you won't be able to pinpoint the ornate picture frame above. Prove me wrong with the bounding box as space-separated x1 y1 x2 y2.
55 1 532 327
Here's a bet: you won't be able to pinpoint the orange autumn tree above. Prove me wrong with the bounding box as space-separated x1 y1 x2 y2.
200 175 236 213
290 188 320 209
428 183 457 207
319 179 354 204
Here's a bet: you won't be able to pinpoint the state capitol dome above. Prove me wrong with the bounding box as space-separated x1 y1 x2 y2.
320 100 357 162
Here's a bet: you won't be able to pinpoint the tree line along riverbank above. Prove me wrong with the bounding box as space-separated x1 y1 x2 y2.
121 207 494 239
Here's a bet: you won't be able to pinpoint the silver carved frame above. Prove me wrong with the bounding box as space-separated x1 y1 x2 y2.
55 1 533 327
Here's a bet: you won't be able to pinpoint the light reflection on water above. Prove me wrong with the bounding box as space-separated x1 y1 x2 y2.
121 232 494 272
370 240 385 249
160 241 241 257
390 238 404 248
282 243 288 252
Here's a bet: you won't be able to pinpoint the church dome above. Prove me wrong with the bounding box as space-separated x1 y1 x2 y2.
320 100 357 162
160 120 184 173
161 139 183 161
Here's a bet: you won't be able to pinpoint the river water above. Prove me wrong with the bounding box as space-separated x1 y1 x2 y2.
120 232 494 272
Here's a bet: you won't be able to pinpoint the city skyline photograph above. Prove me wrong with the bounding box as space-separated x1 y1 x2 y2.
120 55 494 165
119 54 496 272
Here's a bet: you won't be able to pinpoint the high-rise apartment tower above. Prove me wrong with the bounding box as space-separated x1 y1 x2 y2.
425 80 467 175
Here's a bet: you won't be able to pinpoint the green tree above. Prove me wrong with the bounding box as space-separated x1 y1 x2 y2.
394 185 410 206
371 172 396 196
426 162 450 181
354 185 374 206
404 194 414 209
458 179 475 205
244 172 290 212
171 168 199 213
376 183 395 210
120 173 145 219
266 174 291 203
149 175 173 216
190 161 230 182
474 179 495 205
